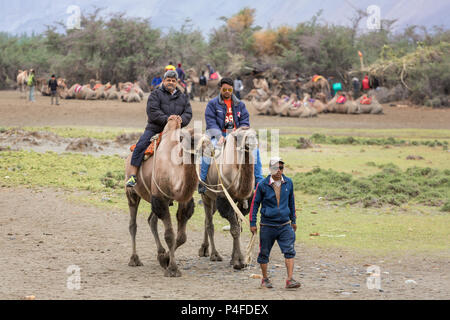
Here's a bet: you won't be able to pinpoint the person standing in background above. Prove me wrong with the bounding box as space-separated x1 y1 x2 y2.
233 76 244 99
48 74 59 105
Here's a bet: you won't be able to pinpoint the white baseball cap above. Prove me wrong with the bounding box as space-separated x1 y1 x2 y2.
269 157 284 167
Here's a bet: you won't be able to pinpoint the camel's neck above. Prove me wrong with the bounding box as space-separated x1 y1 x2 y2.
221 146 254 200
235 159 254 199
158 131 198 202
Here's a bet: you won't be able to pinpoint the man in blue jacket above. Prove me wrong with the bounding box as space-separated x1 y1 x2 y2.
249 157 301 289
198 77 263 194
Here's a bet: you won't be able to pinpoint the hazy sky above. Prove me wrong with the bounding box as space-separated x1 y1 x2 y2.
1 0 448 36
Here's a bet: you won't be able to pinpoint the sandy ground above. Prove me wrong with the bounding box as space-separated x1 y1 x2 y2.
1 187 448 300
0 90 449 300
1 90 450 130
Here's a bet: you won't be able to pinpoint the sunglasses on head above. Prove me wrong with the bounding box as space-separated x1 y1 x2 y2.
222 88 233 92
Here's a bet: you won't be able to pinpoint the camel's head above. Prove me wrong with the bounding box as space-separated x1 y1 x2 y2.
163 116 182 135
228 127 258 158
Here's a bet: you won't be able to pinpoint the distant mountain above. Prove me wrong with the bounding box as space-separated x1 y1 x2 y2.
1 0 449 36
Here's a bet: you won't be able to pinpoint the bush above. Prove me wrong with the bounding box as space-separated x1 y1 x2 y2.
293 165 450 209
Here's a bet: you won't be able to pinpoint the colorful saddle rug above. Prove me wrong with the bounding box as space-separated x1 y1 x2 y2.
312 75 324 82
360 96 372 105
74 84 83 93
336 95 347 104
129 133 162 161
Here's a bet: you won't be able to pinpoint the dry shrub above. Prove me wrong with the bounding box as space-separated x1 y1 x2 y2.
253 30 278 56
227 8 255 33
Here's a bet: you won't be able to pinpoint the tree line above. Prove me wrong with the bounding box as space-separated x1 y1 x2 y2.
0 7 448 104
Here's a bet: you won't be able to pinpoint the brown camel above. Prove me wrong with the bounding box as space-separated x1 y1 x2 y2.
327 92 360 114
277 93 297 116
356 94 384 114
16 70 29 97
198 127 257 270
246 96 273 115
124 117 204 277
302 75 331 99
36 77 50 96
303 93 326 113
104 83 119 100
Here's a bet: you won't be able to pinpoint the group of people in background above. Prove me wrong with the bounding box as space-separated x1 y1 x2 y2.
25 70 59 105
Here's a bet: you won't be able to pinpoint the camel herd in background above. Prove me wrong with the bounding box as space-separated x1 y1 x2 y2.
246 77 383 117
16 69 383 115
16 69 145 103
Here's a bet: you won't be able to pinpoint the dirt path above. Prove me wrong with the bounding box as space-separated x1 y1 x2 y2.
1 90 450 130
1 187 448 300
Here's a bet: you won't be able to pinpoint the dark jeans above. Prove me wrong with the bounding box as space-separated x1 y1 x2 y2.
257 223 296 264
51 90 59 105
235 91 241 99
130 129 156 167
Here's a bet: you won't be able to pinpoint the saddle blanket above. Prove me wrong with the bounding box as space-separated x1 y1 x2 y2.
129 133 162 161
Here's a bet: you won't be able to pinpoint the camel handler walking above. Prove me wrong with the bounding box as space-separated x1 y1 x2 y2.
126 69 193 187
249 157 301 289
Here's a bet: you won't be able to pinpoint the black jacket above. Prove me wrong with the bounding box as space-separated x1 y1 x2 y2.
48 79 58 91
145 85 192 132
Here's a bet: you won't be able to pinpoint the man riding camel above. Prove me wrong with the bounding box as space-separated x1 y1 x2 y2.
126 70 192 187
198 77 263 194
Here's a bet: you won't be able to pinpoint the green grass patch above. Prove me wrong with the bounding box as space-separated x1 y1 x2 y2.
273 127 450 139
275 133 449 149
279 144 450 177
1 134 449 257
295 194 450 255
293 165 449 209
10 126 141 141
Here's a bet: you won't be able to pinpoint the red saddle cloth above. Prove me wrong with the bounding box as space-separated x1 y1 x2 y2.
209 72 219 80
74 85 83 93
360 96 372 105
336 95 347 104
129 133 162 159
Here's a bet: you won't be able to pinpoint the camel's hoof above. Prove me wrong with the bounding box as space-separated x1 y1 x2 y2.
210 252 223 262
233 263 246 270
230 258 247 270
198 245 209 257
128 254 143 267
158 252 170 268
164 267 182 277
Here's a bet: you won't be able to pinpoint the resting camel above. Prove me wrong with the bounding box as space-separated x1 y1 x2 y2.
356 94 384 114
124 117 204 277
16 70 29 97
327 92 360 114
303 93 326 113
105 84 119 100
246 96 272 115
198 127 257 270
302 75 331 99
246 78 270 102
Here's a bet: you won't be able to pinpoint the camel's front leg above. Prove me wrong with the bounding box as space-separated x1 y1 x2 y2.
228 211 247 270
216 196 245 269
127 190 143 266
